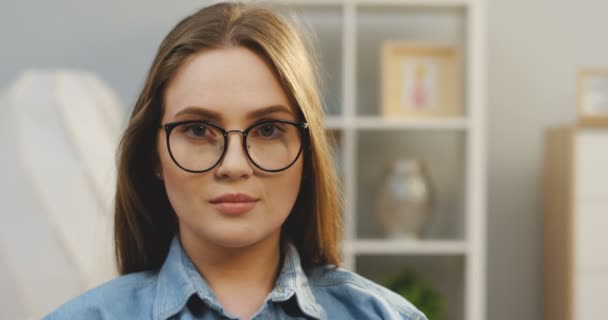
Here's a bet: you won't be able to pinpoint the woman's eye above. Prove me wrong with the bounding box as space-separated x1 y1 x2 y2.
260 124 276 136
256 123 283 138
183 124 208 137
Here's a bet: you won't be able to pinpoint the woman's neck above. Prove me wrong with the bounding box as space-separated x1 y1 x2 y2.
179 231 283 319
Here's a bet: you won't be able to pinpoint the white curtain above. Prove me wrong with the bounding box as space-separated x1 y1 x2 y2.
0 69 122 319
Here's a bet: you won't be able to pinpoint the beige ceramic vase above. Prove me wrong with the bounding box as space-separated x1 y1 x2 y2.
375 159 433 239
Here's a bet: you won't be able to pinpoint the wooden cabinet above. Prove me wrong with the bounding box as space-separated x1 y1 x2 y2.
543 127 608 320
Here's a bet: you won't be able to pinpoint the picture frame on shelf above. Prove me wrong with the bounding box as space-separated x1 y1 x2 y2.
381 42 462 119
578 68 608 126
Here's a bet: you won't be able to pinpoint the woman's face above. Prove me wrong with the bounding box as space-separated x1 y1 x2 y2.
158 46 303 250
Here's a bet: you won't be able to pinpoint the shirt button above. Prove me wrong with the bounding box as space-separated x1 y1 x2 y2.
277 285 284 293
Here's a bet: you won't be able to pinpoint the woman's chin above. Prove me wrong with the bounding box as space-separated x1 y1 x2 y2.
201 228 262 248
207 227 280 251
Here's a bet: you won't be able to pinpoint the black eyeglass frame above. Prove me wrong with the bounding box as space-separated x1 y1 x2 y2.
159 119 309 173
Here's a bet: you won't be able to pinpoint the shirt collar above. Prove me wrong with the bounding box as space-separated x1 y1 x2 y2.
153 235 324 320
270 241 324 319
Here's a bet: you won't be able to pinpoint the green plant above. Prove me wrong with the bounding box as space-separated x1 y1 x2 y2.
383 269 444 320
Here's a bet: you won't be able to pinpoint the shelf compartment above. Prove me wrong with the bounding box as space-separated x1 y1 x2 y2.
355 5 468 117
356 130 467 240
355 254 465 320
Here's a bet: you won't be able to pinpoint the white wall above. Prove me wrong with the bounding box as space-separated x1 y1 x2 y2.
487 0 608 319
0 0 202 106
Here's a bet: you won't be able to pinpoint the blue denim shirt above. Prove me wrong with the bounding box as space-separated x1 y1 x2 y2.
44 236 427 320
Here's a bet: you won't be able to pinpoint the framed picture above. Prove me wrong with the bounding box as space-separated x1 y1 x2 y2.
578 68 608 126
381 42 462 118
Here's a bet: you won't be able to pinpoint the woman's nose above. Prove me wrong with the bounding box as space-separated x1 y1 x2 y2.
214 132 254 179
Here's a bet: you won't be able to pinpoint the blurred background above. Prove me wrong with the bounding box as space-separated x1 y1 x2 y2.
1 0 607 319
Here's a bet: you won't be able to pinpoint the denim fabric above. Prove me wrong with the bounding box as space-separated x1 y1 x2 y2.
44 236 428 320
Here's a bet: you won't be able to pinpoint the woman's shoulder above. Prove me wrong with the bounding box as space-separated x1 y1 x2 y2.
306 265 428 320
43 270 158 320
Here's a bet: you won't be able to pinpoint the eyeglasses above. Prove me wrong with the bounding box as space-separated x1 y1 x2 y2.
159 119 308 173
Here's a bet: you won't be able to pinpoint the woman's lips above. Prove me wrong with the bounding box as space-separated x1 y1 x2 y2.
209 193 259 215
211 201 257 215
209 193 257 203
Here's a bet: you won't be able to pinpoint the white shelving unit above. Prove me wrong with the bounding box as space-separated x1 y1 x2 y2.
257 1 486 319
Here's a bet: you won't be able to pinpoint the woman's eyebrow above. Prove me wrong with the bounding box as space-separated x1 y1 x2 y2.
174 107 222 122
174 104 294 121
246 105 293 119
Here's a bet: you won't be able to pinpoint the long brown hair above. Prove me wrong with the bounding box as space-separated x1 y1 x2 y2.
114 1 342 275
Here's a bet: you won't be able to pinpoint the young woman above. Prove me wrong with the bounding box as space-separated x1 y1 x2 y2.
45 2 427 319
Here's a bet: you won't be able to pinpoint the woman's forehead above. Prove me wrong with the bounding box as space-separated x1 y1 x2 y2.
171 104 297 123
163 47 297 122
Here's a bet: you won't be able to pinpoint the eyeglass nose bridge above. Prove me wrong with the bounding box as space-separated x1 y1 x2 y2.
224 129 248 136
221 129 250 155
